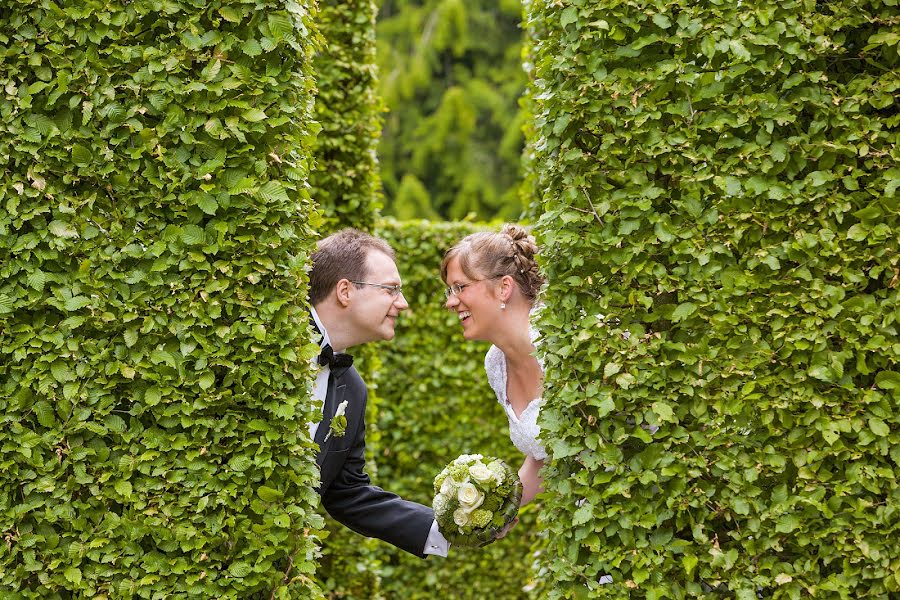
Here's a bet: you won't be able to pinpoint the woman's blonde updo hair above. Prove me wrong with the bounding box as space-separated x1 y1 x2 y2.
440 224 545 305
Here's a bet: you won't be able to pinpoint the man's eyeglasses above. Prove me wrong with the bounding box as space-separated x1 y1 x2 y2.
351 280 404 297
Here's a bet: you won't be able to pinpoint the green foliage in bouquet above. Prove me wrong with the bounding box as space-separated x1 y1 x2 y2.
432 455 522 547
525 0 899 598
0 2 325 597
310 0 383 234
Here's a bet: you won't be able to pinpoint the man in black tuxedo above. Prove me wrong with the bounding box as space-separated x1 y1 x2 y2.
308 228 449 557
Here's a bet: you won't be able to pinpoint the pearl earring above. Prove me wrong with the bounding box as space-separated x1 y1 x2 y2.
500 302 506 310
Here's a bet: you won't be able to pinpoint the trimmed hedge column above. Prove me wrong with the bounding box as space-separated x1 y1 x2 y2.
370 219 542 599
527 0 899 598
308 0 385 595
309 0 383 233
0 2 324 597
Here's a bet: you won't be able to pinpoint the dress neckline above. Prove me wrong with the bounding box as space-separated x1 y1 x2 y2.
499 353 541 421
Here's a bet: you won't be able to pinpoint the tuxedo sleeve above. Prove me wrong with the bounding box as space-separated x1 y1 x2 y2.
320 399 435 558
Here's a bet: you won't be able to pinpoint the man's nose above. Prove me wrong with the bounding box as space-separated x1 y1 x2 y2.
395 292 409 310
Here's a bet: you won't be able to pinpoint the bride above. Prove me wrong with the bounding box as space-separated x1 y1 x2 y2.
441 224 547 507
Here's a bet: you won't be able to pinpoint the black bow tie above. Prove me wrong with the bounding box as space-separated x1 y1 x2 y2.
317 344 353 369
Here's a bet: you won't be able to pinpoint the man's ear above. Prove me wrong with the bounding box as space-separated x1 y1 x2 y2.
335 279 353 307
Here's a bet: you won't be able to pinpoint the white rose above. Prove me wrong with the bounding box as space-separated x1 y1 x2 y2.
457 483 484 512
453 508 470 527
469 463 493 484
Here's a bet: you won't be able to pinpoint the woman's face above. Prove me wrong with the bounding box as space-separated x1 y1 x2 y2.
443 256 500 342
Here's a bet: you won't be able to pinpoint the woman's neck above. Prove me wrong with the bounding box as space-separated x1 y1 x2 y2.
491 309 535 367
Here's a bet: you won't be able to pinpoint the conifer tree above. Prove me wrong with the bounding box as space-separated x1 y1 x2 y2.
377 0 526 221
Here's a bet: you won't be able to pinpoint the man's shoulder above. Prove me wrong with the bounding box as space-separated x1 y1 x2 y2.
337 365 367 393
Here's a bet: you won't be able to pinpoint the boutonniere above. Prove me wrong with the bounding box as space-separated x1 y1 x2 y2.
325 400 349 441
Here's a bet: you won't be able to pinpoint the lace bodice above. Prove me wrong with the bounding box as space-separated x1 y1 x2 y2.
484 328 548 461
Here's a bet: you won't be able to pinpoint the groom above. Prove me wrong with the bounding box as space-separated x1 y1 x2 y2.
308 228 449 557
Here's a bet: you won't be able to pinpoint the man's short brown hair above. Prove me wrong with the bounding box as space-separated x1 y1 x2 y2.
309 228 395 306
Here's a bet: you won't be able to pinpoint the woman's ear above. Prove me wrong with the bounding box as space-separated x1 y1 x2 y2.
335 279 353 307
499 275 515 302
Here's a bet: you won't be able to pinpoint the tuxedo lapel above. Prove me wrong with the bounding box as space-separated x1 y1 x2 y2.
314 370 348 449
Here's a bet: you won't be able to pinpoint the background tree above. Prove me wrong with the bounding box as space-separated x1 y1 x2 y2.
376 0 527 221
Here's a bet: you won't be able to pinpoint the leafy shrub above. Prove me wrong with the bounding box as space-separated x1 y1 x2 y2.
0 2 325 597
370 219 543 599
310 0 383 233
526 0 899 597
308 1 387 595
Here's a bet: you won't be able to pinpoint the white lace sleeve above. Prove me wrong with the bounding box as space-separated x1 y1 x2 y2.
484 345 506 405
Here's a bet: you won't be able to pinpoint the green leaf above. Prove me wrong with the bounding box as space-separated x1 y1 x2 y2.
875 371 900 390
229 561 251 578
51 360 73 382
181 224 206 245
671 302 697 322
34 401 56 428
114 480 133 498
652 13 672 29
197 194 218 215
198 372 215 390
572 501 593 526
27 270 47 291
869 418 889 437
652 402 675 422
257 486 284 502
64 567 82 585
49 220 79 239
257 181 290 203
71 144 92 166
603 362 621 378
123 329 138 348
560 7 578 28
105 414 127 433
145 387 162 406
242 108 267 122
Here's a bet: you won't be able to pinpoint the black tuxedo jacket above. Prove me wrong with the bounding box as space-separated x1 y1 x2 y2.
314 363 434 557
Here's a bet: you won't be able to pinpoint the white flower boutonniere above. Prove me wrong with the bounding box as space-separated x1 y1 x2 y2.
325 400 349 441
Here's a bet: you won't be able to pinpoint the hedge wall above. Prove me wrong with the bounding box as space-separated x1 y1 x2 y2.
309 0 383 233
307 0 385 595
526 0 900 597
365 219 543 599
0 2 325 597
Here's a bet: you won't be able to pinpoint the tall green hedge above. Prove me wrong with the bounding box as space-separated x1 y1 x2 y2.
367 219 543 599
0 2 325 597
527 0 899 597
308 0 386 595
309 0 383 233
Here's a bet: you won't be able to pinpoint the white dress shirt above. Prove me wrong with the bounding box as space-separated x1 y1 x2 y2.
308 307 449 557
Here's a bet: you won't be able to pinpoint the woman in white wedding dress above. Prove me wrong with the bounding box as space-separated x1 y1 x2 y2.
441 224 547 507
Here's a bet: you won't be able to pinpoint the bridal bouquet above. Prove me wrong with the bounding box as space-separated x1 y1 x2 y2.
432 454 522 548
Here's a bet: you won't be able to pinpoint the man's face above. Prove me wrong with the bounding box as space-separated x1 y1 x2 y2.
348 250 409 343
